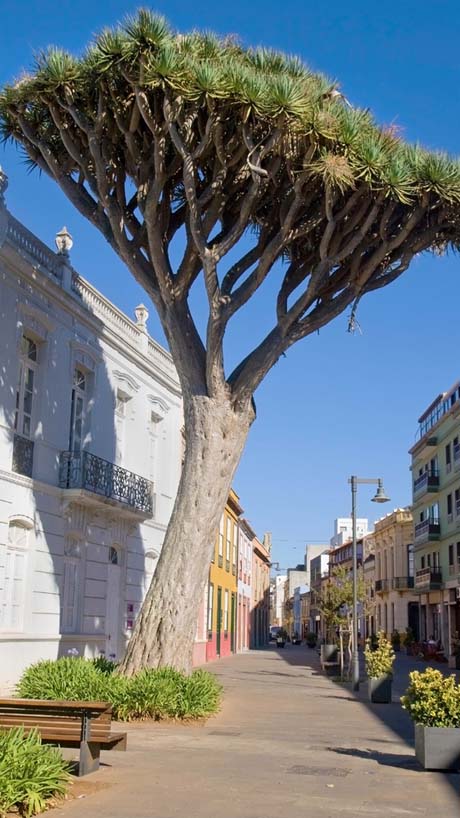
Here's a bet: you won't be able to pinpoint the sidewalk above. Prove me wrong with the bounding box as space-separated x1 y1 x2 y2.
54 647 458 818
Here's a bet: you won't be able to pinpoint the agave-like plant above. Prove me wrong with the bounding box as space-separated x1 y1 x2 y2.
1 10 460 674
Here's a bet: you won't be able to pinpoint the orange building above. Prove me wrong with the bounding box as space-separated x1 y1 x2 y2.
193 490 242 665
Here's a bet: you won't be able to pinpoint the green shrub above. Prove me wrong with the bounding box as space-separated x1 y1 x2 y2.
305 632 317 646
364 631 395 678
91 656 118 675
16 657 107 702
401 667 460 727
17 659 222 722
0 727 69 817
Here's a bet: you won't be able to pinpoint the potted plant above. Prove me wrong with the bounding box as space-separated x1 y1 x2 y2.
403 626 415 656
364 631 395 703
401 667 460 771
305 632 317 649
449 633 460 670
391 630 401 652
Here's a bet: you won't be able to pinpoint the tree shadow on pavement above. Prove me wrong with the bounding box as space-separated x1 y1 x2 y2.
327 745 423 771
277 645 460 795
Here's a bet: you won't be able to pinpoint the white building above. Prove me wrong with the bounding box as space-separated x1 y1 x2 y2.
330 517 369 549
237 519 253 652
0 171 182 687
304 543 328 586
272 574 287 626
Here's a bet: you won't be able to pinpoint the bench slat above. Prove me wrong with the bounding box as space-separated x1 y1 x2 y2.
0 698 111 711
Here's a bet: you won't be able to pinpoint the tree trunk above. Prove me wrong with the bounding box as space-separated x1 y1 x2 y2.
120 393 254 675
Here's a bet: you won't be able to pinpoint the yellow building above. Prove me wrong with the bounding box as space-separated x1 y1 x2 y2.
205 490 242 660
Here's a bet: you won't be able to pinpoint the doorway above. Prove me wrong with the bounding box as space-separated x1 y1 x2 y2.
106 546 121 660
216 587 222 657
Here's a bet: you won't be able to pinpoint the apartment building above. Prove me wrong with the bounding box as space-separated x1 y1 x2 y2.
410 382 460 659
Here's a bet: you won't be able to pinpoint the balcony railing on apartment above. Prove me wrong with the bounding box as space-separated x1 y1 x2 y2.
59 450 153 515
449 561 460 577
375 579 390 593
414 518 440 543
392 576 415 590
413 470 440 497
414 567 443 591
12 434 34 478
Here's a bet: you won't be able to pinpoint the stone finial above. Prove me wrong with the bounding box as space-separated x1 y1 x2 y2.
55 226 73 256
134 303 149 329
0 166 8 204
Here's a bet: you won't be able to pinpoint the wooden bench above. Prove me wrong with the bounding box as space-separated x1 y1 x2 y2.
0 698 127 776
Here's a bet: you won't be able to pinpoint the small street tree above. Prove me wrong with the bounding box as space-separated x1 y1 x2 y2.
2 11 460 673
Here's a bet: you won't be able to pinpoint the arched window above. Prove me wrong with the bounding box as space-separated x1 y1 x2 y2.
0 520 31 631
108 546 119 565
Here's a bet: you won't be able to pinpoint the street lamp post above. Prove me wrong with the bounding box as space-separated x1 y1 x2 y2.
348 476 390 691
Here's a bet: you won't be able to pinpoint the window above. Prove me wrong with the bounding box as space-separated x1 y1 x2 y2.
115 393 129 465
232 525 238 569
218 517 224 566
226 519 231 565
447 493 453 521
14 335 38 438
61 538 81 633
457 542 460 563
446 443 452 472
407 544 414 578
421 556 425 569
0 522 29 631
207 583 214 632
224 589 229 632
427 553 431 567
108 546 119 565
69 368 86 452
449 544 454 566
456 489 460 517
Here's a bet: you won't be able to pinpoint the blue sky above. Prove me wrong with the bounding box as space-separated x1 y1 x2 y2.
1 0 460 569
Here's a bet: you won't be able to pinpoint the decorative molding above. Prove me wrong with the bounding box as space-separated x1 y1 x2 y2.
113 370 140 397
62 503 89 539
69 340 102 374
18 302 55 340
7 514 35 531
109 518 135 548
147 395 170 421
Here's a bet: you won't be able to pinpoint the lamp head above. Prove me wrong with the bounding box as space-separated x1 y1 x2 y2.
371 479 390 504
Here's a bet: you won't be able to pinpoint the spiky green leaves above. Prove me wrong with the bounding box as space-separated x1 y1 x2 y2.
2 7 460 213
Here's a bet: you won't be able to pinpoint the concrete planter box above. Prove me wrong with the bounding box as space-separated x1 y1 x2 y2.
320 644 338 663
368 675 392 703
415 724 460 771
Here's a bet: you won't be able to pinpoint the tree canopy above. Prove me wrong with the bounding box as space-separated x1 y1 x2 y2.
2 9 460 406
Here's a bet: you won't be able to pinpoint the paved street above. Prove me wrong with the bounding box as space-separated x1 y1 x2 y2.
55 647 459 818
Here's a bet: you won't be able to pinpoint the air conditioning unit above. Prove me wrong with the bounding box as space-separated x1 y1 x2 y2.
456 587 460 600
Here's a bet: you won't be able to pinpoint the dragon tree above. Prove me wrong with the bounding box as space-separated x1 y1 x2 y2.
2 10 460 673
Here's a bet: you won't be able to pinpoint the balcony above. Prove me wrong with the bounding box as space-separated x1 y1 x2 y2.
59 451 153 518
414 568 443 591
414 518 440 544
413 470 439 498
449 562 460 577
12 434 34 478
392 576 415 591
375 579 390 593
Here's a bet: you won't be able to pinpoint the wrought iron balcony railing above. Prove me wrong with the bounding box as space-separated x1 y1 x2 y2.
414 518 440 543
413 470 439 497
12 434 34 478
375 579 390 593
392 576 415 590
414 567 443 590
59 450 153 515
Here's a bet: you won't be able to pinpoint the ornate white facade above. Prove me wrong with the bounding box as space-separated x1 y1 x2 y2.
0 172 182 686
